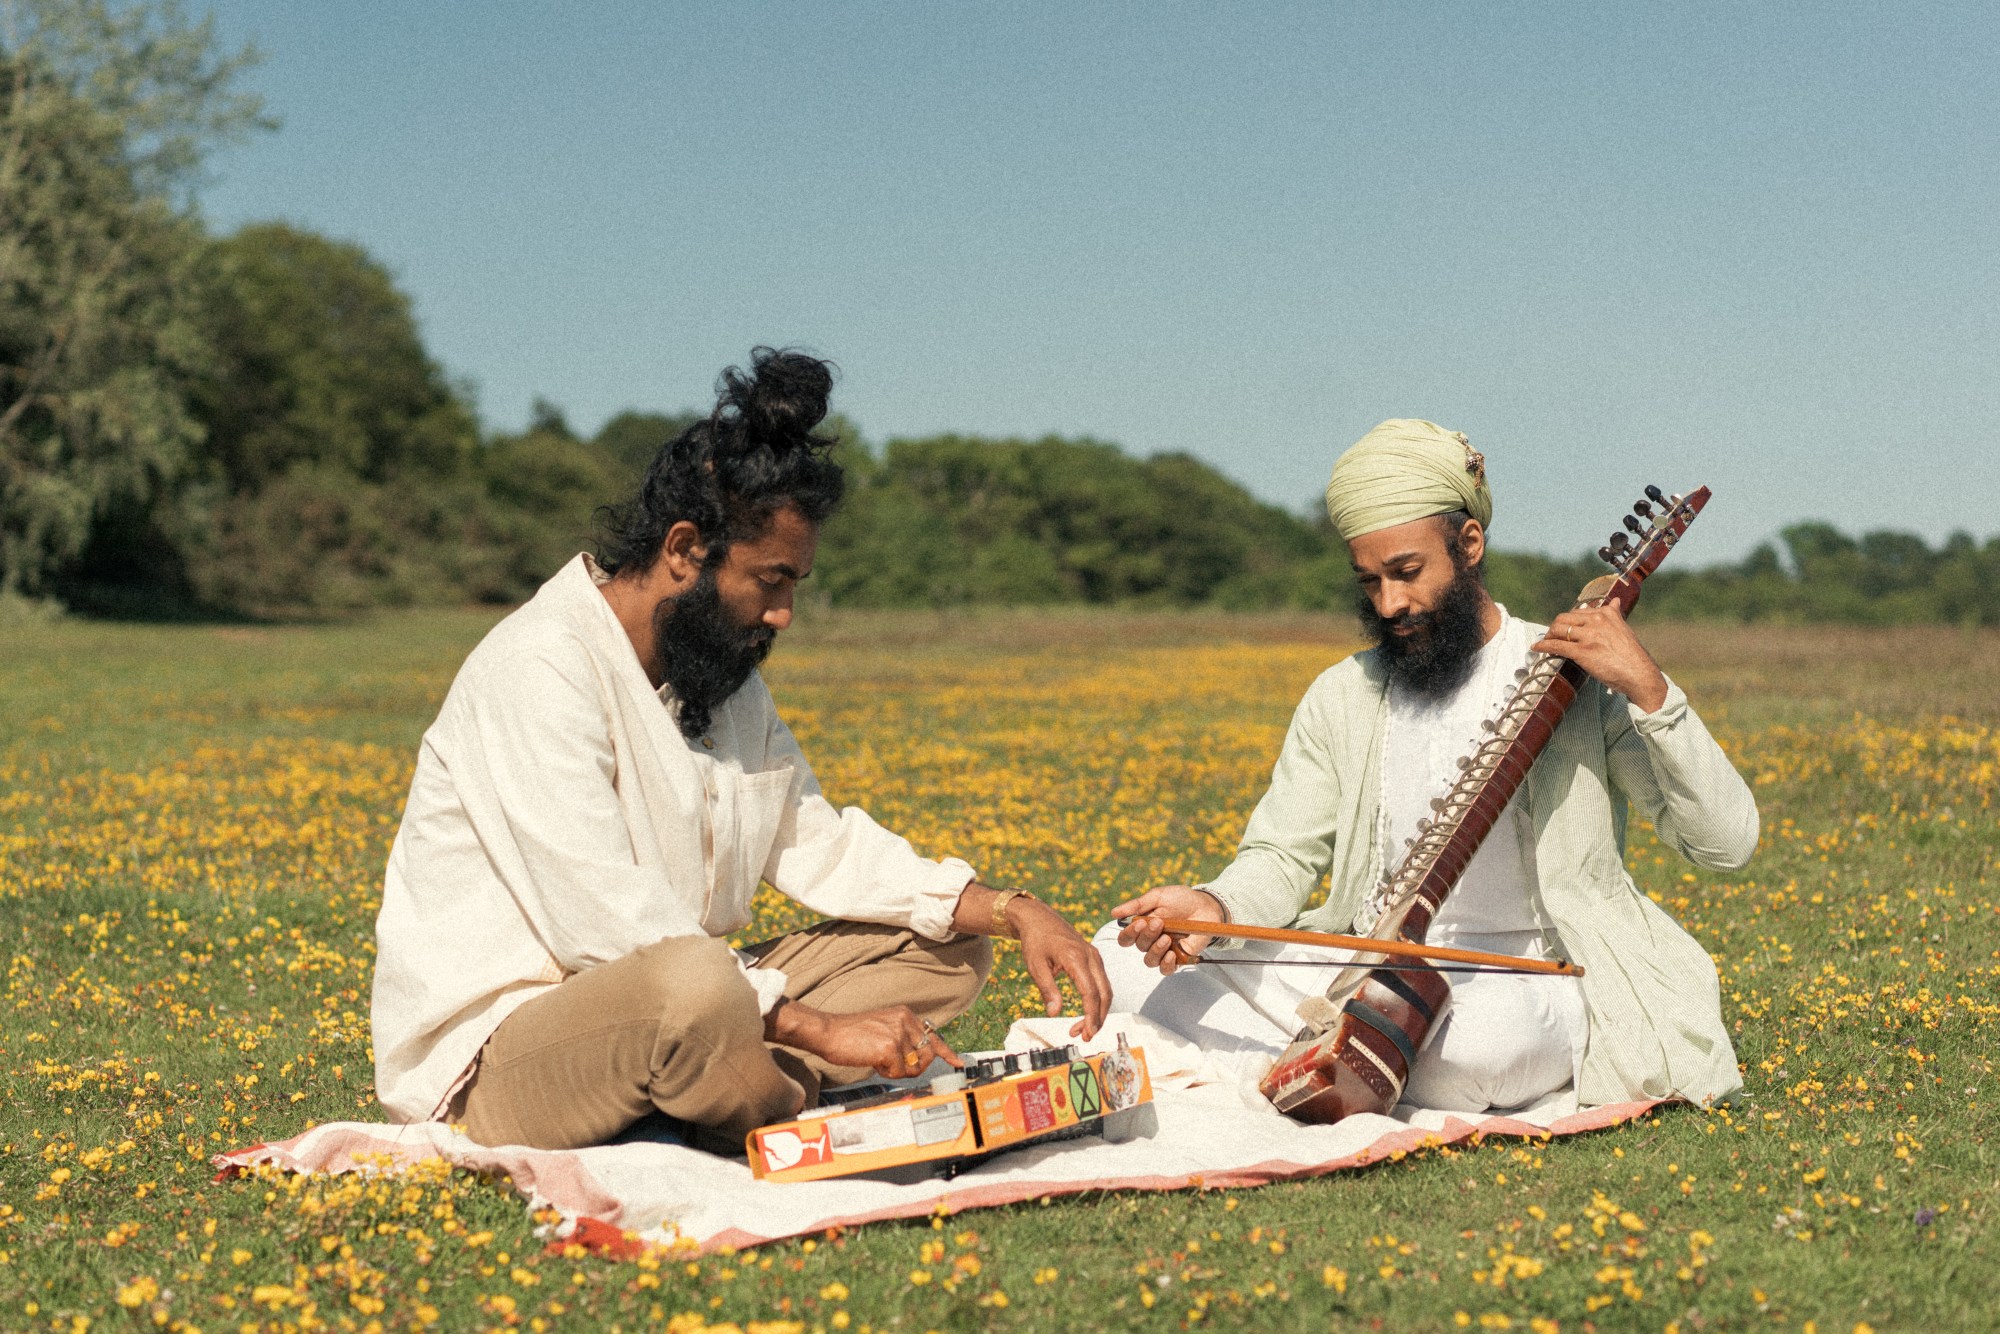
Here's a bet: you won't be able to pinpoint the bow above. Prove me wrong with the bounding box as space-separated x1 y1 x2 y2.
1119 917 1586 978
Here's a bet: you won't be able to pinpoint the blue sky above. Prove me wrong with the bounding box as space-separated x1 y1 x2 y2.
195 1 2000 562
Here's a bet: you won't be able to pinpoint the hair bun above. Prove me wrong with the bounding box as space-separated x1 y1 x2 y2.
716 346 835 452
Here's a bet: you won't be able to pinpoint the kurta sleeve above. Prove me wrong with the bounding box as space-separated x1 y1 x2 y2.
448 649 710 972
1603 676 1760 871
759 709 975 942
1204 686 1345 929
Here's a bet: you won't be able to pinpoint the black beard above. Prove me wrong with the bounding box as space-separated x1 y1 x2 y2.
1358 559 1489 699
655 565 775 740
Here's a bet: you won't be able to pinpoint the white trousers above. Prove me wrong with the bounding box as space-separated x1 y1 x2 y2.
1092 922 1587 1115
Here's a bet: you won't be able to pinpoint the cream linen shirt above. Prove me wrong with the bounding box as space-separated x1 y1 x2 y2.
371 555 975 1122
1203 622 1760 1108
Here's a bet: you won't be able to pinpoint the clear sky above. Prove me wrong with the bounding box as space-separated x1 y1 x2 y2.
194 0 1999 563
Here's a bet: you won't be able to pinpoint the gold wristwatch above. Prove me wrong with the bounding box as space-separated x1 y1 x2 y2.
991 888 1037 938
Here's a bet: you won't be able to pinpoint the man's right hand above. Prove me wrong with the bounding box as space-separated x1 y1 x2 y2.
765 999 963 1081
1108 885 1227 976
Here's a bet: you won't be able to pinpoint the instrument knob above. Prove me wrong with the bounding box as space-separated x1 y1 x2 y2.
1609 531 1631 549
1645 484 1667 504
1623 515 1645 535
1430 796 1445 811
1633 499 1653 517
1597 545 1617 565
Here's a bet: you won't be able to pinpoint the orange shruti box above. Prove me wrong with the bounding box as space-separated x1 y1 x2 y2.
747 1039 1155 1183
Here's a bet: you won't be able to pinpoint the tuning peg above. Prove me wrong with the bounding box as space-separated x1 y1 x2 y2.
1513 666 1529 680
1430 796 1446 812
1633 499 1653 517
1609 531 1631 549
1645 484 1666 504
1598 544 1620 566
1623 515 1645 535
1669 493 1684 507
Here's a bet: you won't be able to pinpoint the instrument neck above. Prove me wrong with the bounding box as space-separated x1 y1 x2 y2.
1374 616 1595 943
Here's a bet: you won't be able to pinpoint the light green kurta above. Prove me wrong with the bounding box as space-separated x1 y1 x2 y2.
1203 641 1759 1108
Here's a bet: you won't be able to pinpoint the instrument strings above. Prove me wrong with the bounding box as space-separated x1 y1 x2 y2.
1369 641 1574 928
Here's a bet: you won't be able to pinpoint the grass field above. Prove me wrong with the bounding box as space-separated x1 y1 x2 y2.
1 608 1994 1333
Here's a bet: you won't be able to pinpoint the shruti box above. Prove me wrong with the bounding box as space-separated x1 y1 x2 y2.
747 1037 1156 1183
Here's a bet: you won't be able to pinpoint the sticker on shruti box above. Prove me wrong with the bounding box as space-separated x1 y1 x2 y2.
1019 1078 1056 1133
757 1123 830 1174
1068 1061 1103 1117
911 1100 967 1146
829 1105 918 1155
1099 1040 1141 1111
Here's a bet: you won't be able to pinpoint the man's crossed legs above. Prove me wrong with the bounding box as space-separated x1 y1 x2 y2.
454 922 992 1150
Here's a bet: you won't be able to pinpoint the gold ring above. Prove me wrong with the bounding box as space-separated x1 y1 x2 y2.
904 1050 923 1069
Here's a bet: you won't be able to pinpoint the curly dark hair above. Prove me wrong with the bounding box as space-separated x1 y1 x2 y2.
596 347 846 575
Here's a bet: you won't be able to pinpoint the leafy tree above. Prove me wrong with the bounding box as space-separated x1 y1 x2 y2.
593 409 700 486
475 420 620 589
158 222 488 616
814 434 1334 609
0 0 265 598
192 223 477 491
527 397 575 441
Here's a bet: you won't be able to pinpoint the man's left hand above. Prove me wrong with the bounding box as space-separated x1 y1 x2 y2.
1533 605 1668 713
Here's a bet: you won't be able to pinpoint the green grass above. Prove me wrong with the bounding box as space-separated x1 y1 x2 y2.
0 610 1994 1332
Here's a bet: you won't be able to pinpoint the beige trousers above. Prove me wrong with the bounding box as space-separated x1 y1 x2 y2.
455 921 992 1150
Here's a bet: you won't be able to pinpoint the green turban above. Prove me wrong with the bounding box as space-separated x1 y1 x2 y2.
1323 419 1492 543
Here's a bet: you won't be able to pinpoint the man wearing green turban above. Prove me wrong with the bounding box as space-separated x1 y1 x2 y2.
1322 418 1493 543
1102 421 1758 1116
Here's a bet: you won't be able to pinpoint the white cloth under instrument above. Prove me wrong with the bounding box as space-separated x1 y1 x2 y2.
1093 923 1587 1115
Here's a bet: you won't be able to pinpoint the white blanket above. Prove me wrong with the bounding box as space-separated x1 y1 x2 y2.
216 1015 1665 1254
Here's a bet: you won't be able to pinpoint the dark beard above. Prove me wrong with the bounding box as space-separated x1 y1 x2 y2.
1358 558 1488 700
655 565 775 740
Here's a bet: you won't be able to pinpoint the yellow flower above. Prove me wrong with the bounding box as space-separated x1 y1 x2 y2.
114 1276 158 1308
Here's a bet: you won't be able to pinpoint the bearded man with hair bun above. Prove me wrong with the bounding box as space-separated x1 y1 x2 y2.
1106 420 1758 1115
372 348 1110 1152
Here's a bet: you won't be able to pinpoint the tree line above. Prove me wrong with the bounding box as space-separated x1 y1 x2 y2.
814 441 2000 628
5 1 1993 627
